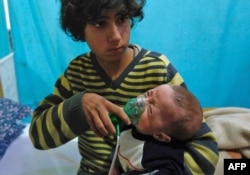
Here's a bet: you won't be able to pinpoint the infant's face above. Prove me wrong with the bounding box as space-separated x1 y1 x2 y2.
135 85 178 135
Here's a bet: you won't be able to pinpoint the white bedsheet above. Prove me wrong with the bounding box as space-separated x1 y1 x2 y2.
0 124 81 175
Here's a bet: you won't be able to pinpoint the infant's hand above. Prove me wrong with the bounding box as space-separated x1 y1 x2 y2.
82 93 130 137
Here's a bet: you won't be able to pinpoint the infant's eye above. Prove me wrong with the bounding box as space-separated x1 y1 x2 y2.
146 104 153 118
149 105 153 115
146 90 153 97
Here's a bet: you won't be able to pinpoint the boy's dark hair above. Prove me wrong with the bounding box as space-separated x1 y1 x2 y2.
60 0 146 41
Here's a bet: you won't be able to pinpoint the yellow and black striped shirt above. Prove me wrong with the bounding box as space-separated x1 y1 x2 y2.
29 45 218 175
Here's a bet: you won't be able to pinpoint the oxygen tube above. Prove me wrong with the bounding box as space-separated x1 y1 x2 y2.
108 95 148 175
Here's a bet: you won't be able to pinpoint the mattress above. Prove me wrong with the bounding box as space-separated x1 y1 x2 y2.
0 124 81 175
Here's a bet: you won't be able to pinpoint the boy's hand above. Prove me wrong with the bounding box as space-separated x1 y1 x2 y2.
82 93 130 137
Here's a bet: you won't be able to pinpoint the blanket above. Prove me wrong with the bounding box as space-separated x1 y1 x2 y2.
204 107 250 175
0 98 33 160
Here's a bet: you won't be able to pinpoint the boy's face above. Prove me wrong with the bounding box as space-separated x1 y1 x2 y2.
135 85 178 136
84 9 131 63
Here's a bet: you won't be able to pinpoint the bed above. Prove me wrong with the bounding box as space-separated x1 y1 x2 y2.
0 125 80 175
0 98 81 175
0 98 249 175
203 107 250 174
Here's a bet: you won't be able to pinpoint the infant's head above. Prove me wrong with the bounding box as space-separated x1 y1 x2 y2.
135 84 202 142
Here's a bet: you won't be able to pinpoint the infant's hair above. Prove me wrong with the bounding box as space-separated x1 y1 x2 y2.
60 0 146 41
170 85 203 140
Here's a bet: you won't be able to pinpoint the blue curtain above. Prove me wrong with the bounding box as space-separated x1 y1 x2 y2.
8 0 86 107
8 0 250 108
0 0 11 58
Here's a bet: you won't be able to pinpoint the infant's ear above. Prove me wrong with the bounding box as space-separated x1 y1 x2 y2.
153 133 171 143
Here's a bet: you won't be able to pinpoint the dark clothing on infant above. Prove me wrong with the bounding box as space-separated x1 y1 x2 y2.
118 127 188 175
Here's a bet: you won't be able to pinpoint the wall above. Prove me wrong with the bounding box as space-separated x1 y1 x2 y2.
0 53 18 101
0 0 17 100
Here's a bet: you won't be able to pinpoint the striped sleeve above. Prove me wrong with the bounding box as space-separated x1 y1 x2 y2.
145 51 185 87
184 121 219 175
29 57 88 149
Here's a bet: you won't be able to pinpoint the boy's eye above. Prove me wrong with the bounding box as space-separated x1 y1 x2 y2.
118 15 129 23
90 20 106 28
95 22 105 28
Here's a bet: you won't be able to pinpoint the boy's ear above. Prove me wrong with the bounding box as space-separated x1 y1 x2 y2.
153 133 171 143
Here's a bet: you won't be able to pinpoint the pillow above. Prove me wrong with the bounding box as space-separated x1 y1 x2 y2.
0 98 33 160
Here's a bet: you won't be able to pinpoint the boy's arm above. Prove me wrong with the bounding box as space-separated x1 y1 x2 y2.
29 72 88 149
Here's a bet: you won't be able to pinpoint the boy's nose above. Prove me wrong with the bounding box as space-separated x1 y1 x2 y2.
108 23 122 44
